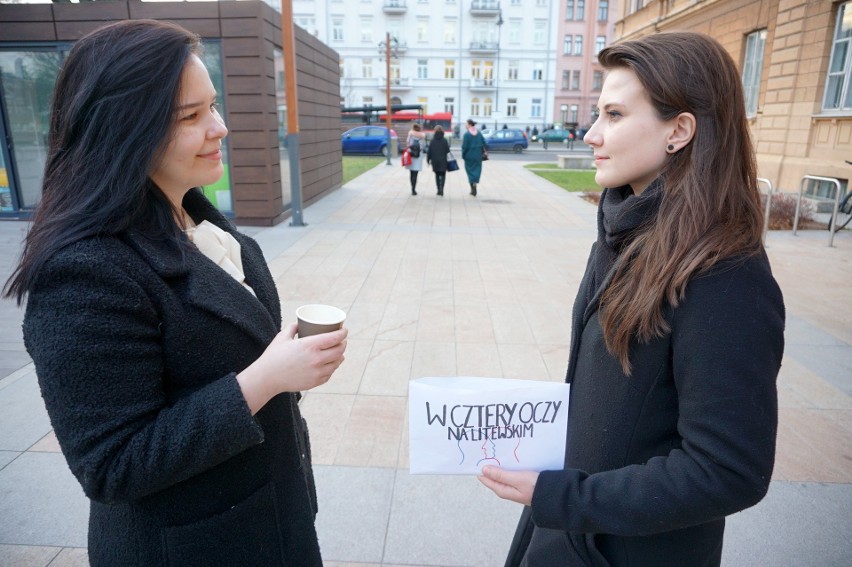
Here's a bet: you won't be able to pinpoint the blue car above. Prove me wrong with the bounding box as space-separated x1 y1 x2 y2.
482 128 528 153
341 125 399 156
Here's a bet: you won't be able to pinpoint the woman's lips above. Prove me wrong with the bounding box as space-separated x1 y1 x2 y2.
199 149 222 160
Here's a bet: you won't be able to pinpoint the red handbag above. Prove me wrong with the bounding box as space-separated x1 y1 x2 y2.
401 149 412 166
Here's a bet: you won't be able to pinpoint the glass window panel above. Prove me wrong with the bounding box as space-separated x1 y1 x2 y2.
0 49 62 209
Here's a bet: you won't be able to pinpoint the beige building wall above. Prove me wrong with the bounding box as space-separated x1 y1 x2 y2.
616 0 849 196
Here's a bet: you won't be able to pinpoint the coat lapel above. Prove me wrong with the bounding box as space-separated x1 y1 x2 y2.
122 192 280 347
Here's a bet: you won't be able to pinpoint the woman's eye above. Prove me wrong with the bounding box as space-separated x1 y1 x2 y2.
608 111 622 119
181 112 198 121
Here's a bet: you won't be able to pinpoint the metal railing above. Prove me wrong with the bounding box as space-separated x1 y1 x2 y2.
792 175 843 247
757 177 773 246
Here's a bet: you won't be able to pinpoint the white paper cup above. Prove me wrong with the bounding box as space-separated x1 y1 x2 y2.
296 304 347 337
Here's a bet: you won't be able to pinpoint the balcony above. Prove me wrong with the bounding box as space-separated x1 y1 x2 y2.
469 41 498 54
470 0 500 16
383 0 408 14
469 78 496 91
377 77 413 91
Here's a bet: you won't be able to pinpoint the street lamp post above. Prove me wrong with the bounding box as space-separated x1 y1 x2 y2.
379 33 399 166
494 3 504 130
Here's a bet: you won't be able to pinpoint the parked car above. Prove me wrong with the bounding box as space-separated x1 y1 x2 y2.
341 125 400 156
539 128 571 143
483 128 528 153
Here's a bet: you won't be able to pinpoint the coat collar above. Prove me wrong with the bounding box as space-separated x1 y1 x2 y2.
122 189 280 346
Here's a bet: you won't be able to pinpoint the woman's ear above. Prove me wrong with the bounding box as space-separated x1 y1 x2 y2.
667 112 696 152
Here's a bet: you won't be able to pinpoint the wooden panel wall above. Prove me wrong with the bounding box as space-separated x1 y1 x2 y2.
0 0 343 226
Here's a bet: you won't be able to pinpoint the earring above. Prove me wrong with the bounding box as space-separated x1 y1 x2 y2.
667 144 675 152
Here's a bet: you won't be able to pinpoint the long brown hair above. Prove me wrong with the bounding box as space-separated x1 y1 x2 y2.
597 32 764 374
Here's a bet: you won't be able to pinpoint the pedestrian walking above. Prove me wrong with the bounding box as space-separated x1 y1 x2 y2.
426 125 451 196
461 119 487 196
478 31 785 567
405 123 426 196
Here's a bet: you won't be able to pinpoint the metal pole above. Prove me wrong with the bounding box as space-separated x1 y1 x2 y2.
385 33 393 166
281 0 305 226
757 177 773 246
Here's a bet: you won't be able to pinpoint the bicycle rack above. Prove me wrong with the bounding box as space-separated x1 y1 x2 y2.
792 175 843 247
757 177 773 246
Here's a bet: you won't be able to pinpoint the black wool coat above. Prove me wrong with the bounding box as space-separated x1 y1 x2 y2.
24 190 322 566
426 135 451 173
505 186 786 566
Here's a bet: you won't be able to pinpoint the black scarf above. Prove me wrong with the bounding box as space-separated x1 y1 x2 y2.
585 180 663 309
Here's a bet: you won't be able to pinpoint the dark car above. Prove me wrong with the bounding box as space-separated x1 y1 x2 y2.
341 126 400 156
539 128 570 143
483 128 528 153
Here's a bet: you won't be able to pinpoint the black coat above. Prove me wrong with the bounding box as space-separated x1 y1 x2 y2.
426 135 451 173
506 186 785 566
23 190 321 566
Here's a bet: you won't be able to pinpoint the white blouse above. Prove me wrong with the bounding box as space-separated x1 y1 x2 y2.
185 220 256 296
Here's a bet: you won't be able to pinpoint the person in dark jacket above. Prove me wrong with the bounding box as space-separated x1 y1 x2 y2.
426 125 452 196
478 32 785 567
3 20 347 566
461 118 487 196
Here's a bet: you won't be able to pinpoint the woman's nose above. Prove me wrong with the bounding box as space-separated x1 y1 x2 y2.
209 112 228 139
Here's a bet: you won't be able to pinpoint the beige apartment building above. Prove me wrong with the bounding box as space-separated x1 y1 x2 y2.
617 0 851 202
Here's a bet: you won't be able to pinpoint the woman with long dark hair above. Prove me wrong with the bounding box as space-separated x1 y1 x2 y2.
479 32 784 566
426 125 451 196
4 20 346 565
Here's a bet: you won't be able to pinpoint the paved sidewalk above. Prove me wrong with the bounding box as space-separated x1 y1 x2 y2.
0 159 850 566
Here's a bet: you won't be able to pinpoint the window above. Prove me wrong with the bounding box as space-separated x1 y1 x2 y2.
570 104 578 123
445 59 456 79
339 59 345 79
572 70 581 90
593 70 603 90
562 70 570 90
824 3 852 111
483 98 493 117
537 0 547 5
296 16 316 35
332 18 344 41
566 0 575 20
362 96 373 107
390 62 401 82
362 58 373 79
532 62 543 80
564 35 572 55
418 97 429 113
471 59 481 80
574 35 583 56
418 59 429 79
507 98 518 117
742 29 767 117
531 98 542 118
595 35 606 55
360 18 373 42
508 60 519 80
444 97 455 114
577 0 585 20
471 97 481 116
598 0 609 21
417 19 429 43
534 21 547 46
508 19 522 44
444 19 457 43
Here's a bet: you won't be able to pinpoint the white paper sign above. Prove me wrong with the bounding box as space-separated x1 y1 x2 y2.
409 377 570 475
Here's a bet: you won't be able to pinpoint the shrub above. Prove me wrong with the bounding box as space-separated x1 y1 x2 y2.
763 193 815 230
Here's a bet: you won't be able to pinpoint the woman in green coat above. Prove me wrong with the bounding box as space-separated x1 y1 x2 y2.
461 118 487 196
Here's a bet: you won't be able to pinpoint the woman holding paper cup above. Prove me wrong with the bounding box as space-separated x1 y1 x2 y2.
4 20 346 566
478 32 784 566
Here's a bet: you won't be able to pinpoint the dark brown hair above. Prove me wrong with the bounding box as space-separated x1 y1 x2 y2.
597 32 763 374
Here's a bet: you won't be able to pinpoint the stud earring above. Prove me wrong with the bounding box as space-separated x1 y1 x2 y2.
667 144 675 152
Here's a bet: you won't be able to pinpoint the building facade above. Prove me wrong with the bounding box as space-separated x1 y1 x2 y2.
617 0 851 202
294 0 570 132
554 0 621 134
0 0 342 225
